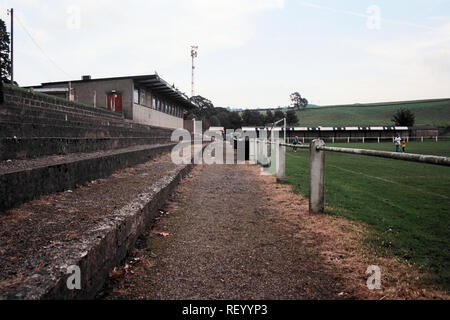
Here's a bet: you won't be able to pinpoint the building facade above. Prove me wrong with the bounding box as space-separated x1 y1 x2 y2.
28 75 196 130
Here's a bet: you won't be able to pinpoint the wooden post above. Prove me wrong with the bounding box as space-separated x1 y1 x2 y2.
347 137 350 144
377 137 380 143
276 139 286 183
310 139 325 214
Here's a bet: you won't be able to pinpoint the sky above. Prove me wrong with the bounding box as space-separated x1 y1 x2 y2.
0 0 449 109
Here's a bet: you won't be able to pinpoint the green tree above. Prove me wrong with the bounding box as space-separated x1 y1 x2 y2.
242 110 264 126
0 19 11 82
392 108 415 127
228 112 242 130
265 110 274 125
290 92 308 110
209 115 221 127
286 110 299 126
216 111 231 129
274 110 285 122
190 95 215 118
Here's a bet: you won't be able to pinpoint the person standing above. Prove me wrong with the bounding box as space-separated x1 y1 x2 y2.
394 134 402 153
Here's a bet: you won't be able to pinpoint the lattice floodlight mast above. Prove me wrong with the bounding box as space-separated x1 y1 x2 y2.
191 46 198 97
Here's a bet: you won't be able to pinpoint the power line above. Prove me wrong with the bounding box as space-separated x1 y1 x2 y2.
14 13 73 79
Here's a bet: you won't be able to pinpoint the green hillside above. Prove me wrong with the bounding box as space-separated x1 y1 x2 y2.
265 99 450 127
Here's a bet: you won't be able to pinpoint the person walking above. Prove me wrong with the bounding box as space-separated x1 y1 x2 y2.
401 139 407 153
394 134 402 153
292 136 301 152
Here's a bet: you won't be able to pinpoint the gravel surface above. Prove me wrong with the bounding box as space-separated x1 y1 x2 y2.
0 152 179 292
101 164 347 300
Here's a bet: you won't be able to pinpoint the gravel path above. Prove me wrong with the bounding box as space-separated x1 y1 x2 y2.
101 163 346 300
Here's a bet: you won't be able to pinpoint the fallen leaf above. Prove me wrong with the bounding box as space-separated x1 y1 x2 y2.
158 232 170 237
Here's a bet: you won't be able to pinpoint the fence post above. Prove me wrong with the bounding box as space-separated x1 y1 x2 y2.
276 139 286 183
249 138 256 164
257 139 261 165
377 137 380 143
362 137 365 144
421 137 424 142
310 139 325 214
262 139 270 167
436 136 438 142
347 137 350 144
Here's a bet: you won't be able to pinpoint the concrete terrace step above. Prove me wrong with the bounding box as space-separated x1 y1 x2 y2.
0 146 201 299
0 143 177 213
0 105 175 135
0 120 172 139
3 88 124 121
0 137 173 160
1 103 128 128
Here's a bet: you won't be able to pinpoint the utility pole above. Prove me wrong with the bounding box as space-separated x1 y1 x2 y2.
191 46 198 97
8 8 13 85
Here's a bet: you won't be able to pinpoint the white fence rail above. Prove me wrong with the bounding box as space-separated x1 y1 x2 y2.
254 138 450 214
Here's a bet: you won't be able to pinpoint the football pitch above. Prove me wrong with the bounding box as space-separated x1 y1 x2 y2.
284 141 450 291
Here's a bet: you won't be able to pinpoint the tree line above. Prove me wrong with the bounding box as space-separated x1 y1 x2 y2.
188 96 299 130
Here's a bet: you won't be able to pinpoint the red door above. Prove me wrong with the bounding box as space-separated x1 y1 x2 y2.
107 93 122 112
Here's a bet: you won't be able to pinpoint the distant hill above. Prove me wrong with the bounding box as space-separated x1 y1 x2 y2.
260 98 450 127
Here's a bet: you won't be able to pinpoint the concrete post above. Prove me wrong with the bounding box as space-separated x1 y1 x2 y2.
347 137 350 144
276 139 286 183
262 139 270 167
257 139 262 165
310 139 325 214
421 137 424 142
249 138 256 164
377 137 380 143
255 140 259 164
436 136 438 142
362 137 365 144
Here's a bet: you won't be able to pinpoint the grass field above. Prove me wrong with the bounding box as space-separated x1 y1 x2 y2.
283 141 450 291
264 99 450 127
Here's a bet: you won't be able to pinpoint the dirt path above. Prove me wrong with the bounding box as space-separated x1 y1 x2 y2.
101 163 348 300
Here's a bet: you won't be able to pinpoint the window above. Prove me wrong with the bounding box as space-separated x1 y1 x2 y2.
133 88 140 104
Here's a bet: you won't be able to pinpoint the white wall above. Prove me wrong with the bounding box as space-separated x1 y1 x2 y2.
133 104 183 129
